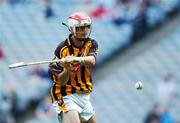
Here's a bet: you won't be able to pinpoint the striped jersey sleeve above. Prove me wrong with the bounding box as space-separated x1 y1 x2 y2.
87 39 98 58
55 40 67 59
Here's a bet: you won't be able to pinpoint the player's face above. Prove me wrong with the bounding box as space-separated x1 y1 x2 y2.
74 25 91 39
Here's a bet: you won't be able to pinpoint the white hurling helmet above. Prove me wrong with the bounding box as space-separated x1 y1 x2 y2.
68 12 92 40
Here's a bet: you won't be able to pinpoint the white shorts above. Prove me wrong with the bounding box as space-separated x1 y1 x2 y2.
52 93 95 122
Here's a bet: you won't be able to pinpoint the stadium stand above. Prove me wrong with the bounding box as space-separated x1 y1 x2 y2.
0 0 180 123
92 25 180 123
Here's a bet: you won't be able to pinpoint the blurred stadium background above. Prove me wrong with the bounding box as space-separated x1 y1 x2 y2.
0 0 180 123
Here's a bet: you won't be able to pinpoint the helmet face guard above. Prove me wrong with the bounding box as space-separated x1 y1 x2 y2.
68 12 92 40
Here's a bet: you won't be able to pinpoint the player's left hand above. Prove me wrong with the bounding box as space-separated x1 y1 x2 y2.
65 56 82 72
65 56 81 64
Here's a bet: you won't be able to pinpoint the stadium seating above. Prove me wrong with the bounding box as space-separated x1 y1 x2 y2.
0 1 133 122
92 26 180 123
0 0 180 122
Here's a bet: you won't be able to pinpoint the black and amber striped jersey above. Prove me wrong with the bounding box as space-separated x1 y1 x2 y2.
49 34 98 102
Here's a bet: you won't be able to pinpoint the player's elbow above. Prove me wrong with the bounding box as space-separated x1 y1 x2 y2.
91 56 96 66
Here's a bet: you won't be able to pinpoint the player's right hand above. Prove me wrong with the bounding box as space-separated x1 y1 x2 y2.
58 57 71 69
48 62 63 76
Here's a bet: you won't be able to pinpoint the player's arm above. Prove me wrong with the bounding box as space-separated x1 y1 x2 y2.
65 40 98 68
49 57 71 85
56 58 71 85
82 39 98 68
49 41 71 85
79 56 96 67
54 54 95 84
66 55 95 68
56 67 70 85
